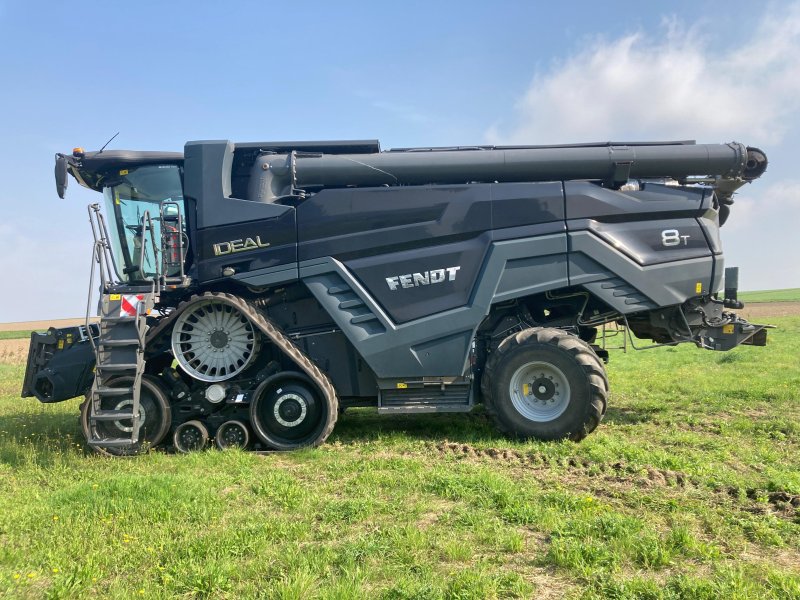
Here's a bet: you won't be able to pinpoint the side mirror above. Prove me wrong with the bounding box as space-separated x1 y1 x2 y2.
55 155 68 199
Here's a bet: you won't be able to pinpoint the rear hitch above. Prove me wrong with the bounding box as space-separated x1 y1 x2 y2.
684 295 771 351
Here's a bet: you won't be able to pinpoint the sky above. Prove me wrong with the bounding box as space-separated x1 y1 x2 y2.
0 1 797 322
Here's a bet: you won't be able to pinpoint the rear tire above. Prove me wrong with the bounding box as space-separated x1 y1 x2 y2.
481 327 608 441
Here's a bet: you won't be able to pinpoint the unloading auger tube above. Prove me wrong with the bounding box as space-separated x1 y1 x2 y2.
148 292 339 450
251 142 768 202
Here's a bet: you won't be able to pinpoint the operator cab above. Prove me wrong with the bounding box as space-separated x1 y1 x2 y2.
102 164 185 281
56 148 188 285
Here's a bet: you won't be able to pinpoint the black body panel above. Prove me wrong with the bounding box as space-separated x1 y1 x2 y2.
575 219 711 266
298 181 567 323
345 234 491 323
296 184 493 262
491 182 564 228
195 213 297 282
564 181 707 220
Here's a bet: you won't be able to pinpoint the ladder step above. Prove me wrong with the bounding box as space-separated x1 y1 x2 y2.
89 438 139 449
101 315 138 322
91 410 136 422
96 363 140 371
95 386 134 396
98 339 140 347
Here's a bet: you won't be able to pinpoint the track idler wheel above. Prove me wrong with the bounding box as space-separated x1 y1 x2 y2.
173 420 209 453
249 372 337 450
80 375 172 457
215 420 250 450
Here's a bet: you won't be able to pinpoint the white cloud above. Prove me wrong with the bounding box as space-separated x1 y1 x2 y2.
488 5 800 146
487 4 800 291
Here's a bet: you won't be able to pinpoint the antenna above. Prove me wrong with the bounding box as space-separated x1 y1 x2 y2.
97 131 120 154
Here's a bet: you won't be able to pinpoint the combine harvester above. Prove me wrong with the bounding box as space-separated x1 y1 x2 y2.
21 138 769 454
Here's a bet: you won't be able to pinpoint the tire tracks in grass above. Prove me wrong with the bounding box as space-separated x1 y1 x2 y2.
426 441 800 521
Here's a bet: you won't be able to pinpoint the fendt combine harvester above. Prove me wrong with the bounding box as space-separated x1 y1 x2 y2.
21 138 769 455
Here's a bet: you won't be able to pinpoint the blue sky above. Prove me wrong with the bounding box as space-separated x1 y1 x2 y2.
0 1 797 321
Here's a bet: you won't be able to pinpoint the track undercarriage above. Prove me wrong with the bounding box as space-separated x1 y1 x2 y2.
81 291 339 455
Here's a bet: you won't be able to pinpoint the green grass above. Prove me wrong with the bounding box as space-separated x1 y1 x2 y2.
0 331 32 340
739 288 800 303
1 315 799 598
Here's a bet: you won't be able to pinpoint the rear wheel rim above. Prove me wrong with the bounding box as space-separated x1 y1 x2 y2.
508 361 571 422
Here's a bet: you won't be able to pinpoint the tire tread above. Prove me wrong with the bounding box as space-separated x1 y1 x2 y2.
481 327 608 441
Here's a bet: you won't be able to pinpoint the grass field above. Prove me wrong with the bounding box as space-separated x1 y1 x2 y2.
739 288 800 303
1 313 798 598
0 331 31 341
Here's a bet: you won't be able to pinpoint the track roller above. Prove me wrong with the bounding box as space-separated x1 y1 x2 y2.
215 420 250 450
173 420 209 453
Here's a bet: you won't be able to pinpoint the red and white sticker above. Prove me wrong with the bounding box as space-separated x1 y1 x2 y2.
120 294 144 317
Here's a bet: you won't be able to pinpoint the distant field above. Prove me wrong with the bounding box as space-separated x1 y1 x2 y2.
0 318 96 334
739 288 800 303
0 331 30 341
0 318 98 341
0 304 798 597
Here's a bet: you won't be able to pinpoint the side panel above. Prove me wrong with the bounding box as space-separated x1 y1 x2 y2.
195 212 297 282
565 180 706 219
298 181 566 324
565 182 717 312
573 218 711 266
300 234 568 378
296 184 492 262
345 235 490 324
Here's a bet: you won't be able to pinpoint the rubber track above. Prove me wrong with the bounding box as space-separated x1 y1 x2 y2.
147 291 339 448
480 327 608 441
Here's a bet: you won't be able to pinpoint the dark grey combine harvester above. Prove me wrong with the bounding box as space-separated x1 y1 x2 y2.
21 138 769 454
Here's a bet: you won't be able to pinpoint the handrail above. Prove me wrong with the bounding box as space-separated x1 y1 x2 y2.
96 210 122 283
137 210 162 295
85 240 101 353
86 203 123 288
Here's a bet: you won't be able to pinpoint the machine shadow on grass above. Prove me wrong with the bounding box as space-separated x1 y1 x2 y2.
0 405 508 466
330 407 507 446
